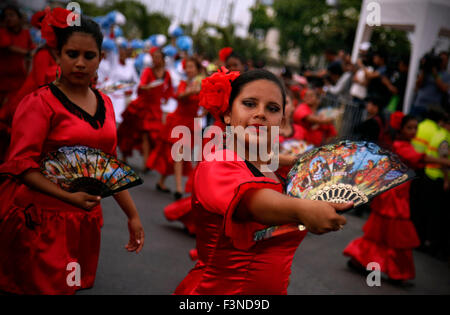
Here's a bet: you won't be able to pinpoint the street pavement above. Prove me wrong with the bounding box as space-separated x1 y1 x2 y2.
79 153 450 295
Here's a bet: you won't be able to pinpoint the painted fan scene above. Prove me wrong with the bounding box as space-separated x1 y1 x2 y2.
0 0 449 301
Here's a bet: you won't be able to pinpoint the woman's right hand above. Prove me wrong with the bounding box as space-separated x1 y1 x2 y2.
300 200 351 234
67 192 101 210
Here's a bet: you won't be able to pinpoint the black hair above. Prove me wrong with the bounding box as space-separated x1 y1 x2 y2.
229 69 286 112
0 5 22 21
53 15 103 53
226 51 246 65
185 57 202 71
373 50 388 63
400 114 417 130
365 95 384 109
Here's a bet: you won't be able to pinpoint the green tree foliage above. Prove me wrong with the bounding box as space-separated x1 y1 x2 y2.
249 3 275 38
271 0 410 65
188 23 268 65
78 0 170 39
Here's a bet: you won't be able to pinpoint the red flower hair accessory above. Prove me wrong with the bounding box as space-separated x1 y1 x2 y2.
390 111 405 131
149 47 160 55
199 66 240 121
30 10 47 30
219 47 233 62
41 7 76 48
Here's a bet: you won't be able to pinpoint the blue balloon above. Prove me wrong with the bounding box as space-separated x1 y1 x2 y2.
114 26 123 38
176 36 193 51
102 38 116 51
135 53 145 73
162 45 177 57
170 26 184 38
131 39 144 50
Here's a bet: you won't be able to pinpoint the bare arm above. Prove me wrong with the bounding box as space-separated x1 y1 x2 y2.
424 155 450 167
304 114 334 125
113 190 144 253
235 188 351 234
21 170 101 210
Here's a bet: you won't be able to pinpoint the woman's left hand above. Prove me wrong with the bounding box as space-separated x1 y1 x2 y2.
125 216 145 253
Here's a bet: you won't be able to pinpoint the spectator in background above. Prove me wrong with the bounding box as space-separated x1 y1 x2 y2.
350 53 374 108
411 51 450 118
325 52 353 99
365 50 392 108
353 95 391 149
0 5 35 105
385 55 409 112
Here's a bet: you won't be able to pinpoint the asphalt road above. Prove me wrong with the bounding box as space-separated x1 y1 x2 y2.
79 153 450 295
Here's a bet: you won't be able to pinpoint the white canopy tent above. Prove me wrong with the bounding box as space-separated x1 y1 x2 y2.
351 0 450 113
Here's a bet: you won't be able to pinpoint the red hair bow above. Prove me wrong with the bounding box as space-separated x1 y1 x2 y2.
219 47 233 62
41 7 76 48
199 66 240 121
390 111 405 131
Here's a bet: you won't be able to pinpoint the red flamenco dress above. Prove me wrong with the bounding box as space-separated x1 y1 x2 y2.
343 140 422 280
0 26 35 104
292 102 337 147
146 79 199 176
0 46 57 162
117 67 173 158
0 83 117 294
163 120 226 237
174 149 307 295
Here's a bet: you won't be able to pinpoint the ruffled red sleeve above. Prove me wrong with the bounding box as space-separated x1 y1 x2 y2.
293 103 312 125
0 90 53 176
393 140 425 169
31 48 55 87
139 67 153 86
194 150 283 250
176 80 187 98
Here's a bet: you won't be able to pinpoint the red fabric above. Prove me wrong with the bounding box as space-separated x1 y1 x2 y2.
164 196 196 235
393 140 425 169
40 8 73 49
146 80 199 175
0 47 57 138
117 68 173 158
292 103 336 146
174 149 307 295
0 27 35 95
219 47 233 62
0 85 117 294
343 140 422 281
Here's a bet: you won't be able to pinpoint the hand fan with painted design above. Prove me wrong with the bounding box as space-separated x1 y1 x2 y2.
41 146 143 198
254 141 415 241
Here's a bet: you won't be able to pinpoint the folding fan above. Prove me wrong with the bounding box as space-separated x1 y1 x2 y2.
280 139 314 156
100 81 135 94
254 141 415 241
41 146 143 198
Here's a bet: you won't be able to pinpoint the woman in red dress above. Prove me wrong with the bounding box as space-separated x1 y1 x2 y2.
147 57 202 198
0 9 58 163
343 114 450 283
0 12 144 295
117 47 173 170
0 5 35 105
174 68 352 295
293 89 337 147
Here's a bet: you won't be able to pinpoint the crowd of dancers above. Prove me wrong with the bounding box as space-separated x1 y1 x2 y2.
0 4 449 295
